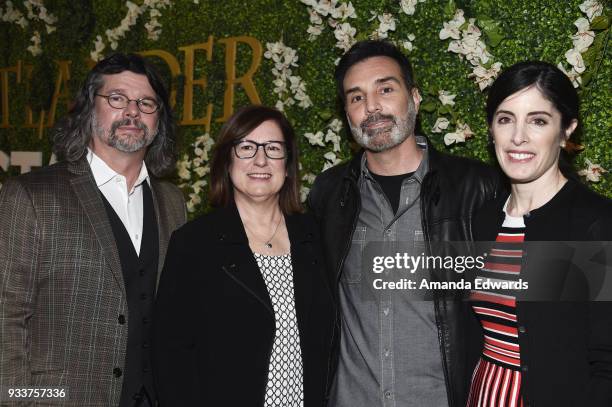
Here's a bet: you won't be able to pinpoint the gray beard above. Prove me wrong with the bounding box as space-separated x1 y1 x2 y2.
349 107 417 153
93 116 156 153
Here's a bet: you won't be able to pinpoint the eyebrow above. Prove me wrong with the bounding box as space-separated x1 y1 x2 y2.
104 88 156 99
495 110 553 117
344 76 402 95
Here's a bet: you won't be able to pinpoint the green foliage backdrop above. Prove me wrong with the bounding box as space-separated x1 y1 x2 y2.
0 0 610 216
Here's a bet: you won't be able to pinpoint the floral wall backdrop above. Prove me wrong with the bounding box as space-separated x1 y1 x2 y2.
0 0 609 216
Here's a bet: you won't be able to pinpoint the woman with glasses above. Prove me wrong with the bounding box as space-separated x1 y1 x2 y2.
153 105 334 407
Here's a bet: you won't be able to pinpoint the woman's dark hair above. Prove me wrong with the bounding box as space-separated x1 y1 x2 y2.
52 53 176 177
335 40 416 104
209 105 302 214
486 61 580 179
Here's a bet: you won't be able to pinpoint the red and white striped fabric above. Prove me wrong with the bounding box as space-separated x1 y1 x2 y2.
468 214 525 407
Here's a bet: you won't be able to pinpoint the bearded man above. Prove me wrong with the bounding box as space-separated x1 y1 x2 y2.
308 41 501 407
0 53 186 406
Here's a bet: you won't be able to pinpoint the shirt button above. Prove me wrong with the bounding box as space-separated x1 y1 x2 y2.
115 177 122 183
142 317 150 324
384 349 390 357
518 325 526 334
385 229 392 235
118 314 126 325
113 368 122 377
139 269 145 276
140 293 148 300
384 391 393 399
383 308 390 316
142 341 150 349
521 365 528 373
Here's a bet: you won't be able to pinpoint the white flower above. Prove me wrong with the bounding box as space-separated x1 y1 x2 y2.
328 118 343 133
322 151 342 171
469 62 502 91
325 129 342 152
400 0 425 16
438 90 456 106
443 122 473 146
572 18 595 52
302 173 317 184
372 13 396 39
90 35 106 61
26 30 42 56
557 62 582 88
431 117 450 133
300 185 311 203
579 0 604 21
334 22 356 51
177 158 192 180
332 2 356 20
402 33 416 51
565 48 586 73
307 24 324 39
578 159 607 182
305 131 326 146
439 9 465 40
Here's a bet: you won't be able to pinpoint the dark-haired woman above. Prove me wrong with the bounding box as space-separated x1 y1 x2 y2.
466 61 612 406
153 105 334 406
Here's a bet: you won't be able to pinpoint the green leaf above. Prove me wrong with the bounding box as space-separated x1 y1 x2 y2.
424 84 438 96
420 101 437 113
318 111 333 120
478 16 505 47
583 31 606 67
443 0 456 18
581 70 594 88
590 15 609 31
439 105 453 115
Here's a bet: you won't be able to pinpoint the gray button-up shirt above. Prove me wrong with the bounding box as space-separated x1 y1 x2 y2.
330 137 449 407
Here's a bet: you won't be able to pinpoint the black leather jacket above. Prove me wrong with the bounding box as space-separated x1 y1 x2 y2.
307 139 501 406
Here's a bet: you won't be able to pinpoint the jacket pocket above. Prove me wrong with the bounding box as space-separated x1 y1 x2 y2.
342 226 366 283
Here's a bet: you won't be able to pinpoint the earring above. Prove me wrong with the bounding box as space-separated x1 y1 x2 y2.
560 140 567 148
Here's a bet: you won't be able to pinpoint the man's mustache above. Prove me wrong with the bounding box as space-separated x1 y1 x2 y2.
360 113 396 130
110 118 148 134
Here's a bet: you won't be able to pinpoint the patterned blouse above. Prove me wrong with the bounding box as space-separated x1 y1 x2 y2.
254 252 304 407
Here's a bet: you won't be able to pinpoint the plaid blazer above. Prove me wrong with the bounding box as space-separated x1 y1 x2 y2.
0 158 186 406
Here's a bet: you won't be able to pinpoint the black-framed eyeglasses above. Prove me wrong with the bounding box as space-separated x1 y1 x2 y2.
95 93 160 114
233 140 287 159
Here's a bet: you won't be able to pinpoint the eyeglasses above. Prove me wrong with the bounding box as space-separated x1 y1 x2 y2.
95 93 160 114
233 140 287 159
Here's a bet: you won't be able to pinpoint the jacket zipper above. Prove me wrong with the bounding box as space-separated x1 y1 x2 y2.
420 173 455 407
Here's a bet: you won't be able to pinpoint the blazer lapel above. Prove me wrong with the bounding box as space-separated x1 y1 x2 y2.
150 180 170 289
286 214 314 333
68 159 125 296
216 205 274 315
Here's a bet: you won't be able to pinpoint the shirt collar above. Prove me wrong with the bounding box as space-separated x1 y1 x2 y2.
360 135 429 183
87 148 149 190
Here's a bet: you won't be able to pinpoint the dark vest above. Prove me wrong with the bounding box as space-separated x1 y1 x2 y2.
101 181 159 406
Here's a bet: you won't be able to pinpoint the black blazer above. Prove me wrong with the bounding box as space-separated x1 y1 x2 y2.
153 205 334 406
468 179 612 406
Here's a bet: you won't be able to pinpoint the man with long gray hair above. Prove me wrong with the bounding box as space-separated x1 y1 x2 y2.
0 53 186 406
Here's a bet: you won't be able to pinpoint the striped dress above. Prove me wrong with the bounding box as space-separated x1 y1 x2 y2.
467 210 525 407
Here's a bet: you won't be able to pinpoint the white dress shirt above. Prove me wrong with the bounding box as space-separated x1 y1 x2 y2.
87 149 149 255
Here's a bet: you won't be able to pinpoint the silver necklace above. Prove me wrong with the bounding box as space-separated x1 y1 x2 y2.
264 215 283 248
245 214 283 249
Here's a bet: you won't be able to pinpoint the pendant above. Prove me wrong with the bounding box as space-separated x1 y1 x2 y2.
265 242 272 249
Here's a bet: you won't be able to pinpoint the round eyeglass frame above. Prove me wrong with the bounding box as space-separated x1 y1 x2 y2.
95 93 160 114
232 140 287 160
